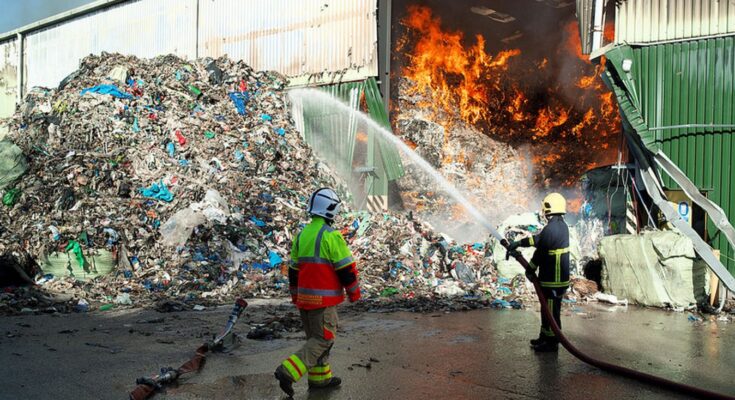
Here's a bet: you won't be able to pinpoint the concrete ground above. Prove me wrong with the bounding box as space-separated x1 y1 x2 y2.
1 300 733 400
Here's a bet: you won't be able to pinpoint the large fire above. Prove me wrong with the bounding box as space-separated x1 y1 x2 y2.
397 5 621 189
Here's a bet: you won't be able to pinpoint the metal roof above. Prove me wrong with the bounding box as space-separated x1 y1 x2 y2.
616 0 735 45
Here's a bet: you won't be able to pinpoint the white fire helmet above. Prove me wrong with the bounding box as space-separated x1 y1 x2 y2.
307 188 342 220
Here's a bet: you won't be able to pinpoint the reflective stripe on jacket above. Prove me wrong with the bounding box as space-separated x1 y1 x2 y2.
288 217 359 309
520 215 570 288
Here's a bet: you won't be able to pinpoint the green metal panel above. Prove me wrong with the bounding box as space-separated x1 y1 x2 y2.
298 78 404 203
300 81 363 179
606 38 735 274
322 81 364 177
364 77 405 181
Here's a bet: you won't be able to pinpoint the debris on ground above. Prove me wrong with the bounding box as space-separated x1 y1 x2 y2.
568 277 599 300
593 292 629 306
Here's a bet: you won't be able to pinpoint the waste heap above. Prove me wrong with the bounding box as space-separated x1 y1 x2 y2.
393 77 539 243
0 53 531 314
0 53 339 312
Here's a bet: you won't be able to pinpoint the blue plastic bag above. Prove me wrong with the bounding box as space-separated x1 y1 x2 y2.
252 262 272 270
268 251 282 268
250 216 266 227
80 84 133 99
140 180 174 202
228 92 249 115
491 299 511 309
166 142 176 157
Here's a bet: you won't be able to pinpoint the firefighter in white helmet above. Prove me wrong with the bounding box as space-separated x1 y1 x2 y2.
274 188 360 396
507 192 570 352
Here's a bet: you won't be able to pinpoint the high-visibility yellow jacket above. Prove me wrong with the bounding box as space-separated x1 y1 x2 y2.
288 217 360 309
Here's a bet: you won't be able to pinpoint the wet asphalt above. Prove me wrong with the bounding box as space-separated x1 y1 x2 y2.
1 300 733 400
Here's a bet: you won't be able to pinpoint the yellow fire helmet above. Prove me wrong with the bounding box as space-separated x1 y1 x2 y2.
542 192 566 215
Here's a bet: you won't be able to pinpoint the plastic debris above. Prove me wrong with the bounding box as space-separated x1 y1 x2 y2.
75 299 90 313
2 188 21 206
228 92 249 115
114 293 132 305
80 84 133 99
140 181 174 202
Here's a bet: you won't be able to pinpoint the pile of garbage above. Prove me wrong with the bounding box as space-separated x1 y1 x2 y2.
0 53 534 315
393 78 540 243
0 53 336 313
341 211 532 306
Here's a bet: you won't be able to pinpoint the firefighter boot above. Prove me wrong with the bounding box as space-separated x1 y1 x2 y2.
530 336 545 346
274 366 295 397
307 364 341 390
533 340 559 352
308 376 342 390
530 330 545 346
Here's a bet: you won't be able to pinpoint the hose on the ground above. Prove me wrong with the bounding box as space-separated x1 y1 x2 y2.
500 239 734 400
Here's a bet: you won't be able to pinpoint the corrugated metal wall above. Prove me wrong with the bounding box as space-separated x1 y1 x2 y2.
197 0 378 85
23 0 197 90
628 37 735 273
616 0 735 44
14 0 377 91
0 39 18 138
576 0 595 54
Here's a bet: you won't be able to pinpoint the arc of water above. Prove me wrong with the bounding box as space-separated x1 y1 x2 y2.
289 88 504 241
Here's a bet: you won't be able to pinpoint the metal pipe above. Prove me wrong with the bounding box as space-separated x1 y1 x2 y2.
195 0 200 59
378 0 392 116
502 240 735 400
16 33 22 104
591 0 605 51
648 124 735 131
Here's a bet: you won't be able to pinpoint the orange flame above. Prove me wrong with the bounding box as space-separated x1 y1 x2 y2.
604 20 615 43
534 107 570 139
402 5 520 127
507 90 530 122
568 197 583 213
398 7 621 190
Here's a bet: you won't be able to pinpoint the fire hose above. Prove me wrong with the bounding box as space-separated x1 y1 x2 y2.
500 239 734 400
129 298 248 400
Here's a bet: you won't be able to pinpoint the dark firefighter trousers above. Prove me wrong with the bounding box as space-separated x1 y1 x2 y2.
540 287 567 342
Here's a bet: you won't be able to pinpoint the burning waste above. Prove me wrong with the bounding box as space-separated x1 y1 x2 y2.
393 5 621 214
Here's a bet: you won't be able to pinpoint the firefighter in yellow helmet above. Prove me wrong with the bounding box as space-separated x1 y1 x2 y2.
274 188 361 396
507 193 570 352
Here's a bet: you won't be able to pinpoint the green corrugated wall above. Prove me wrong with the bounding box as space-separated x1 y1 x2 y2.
299 78 404 203
604 38 735 274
